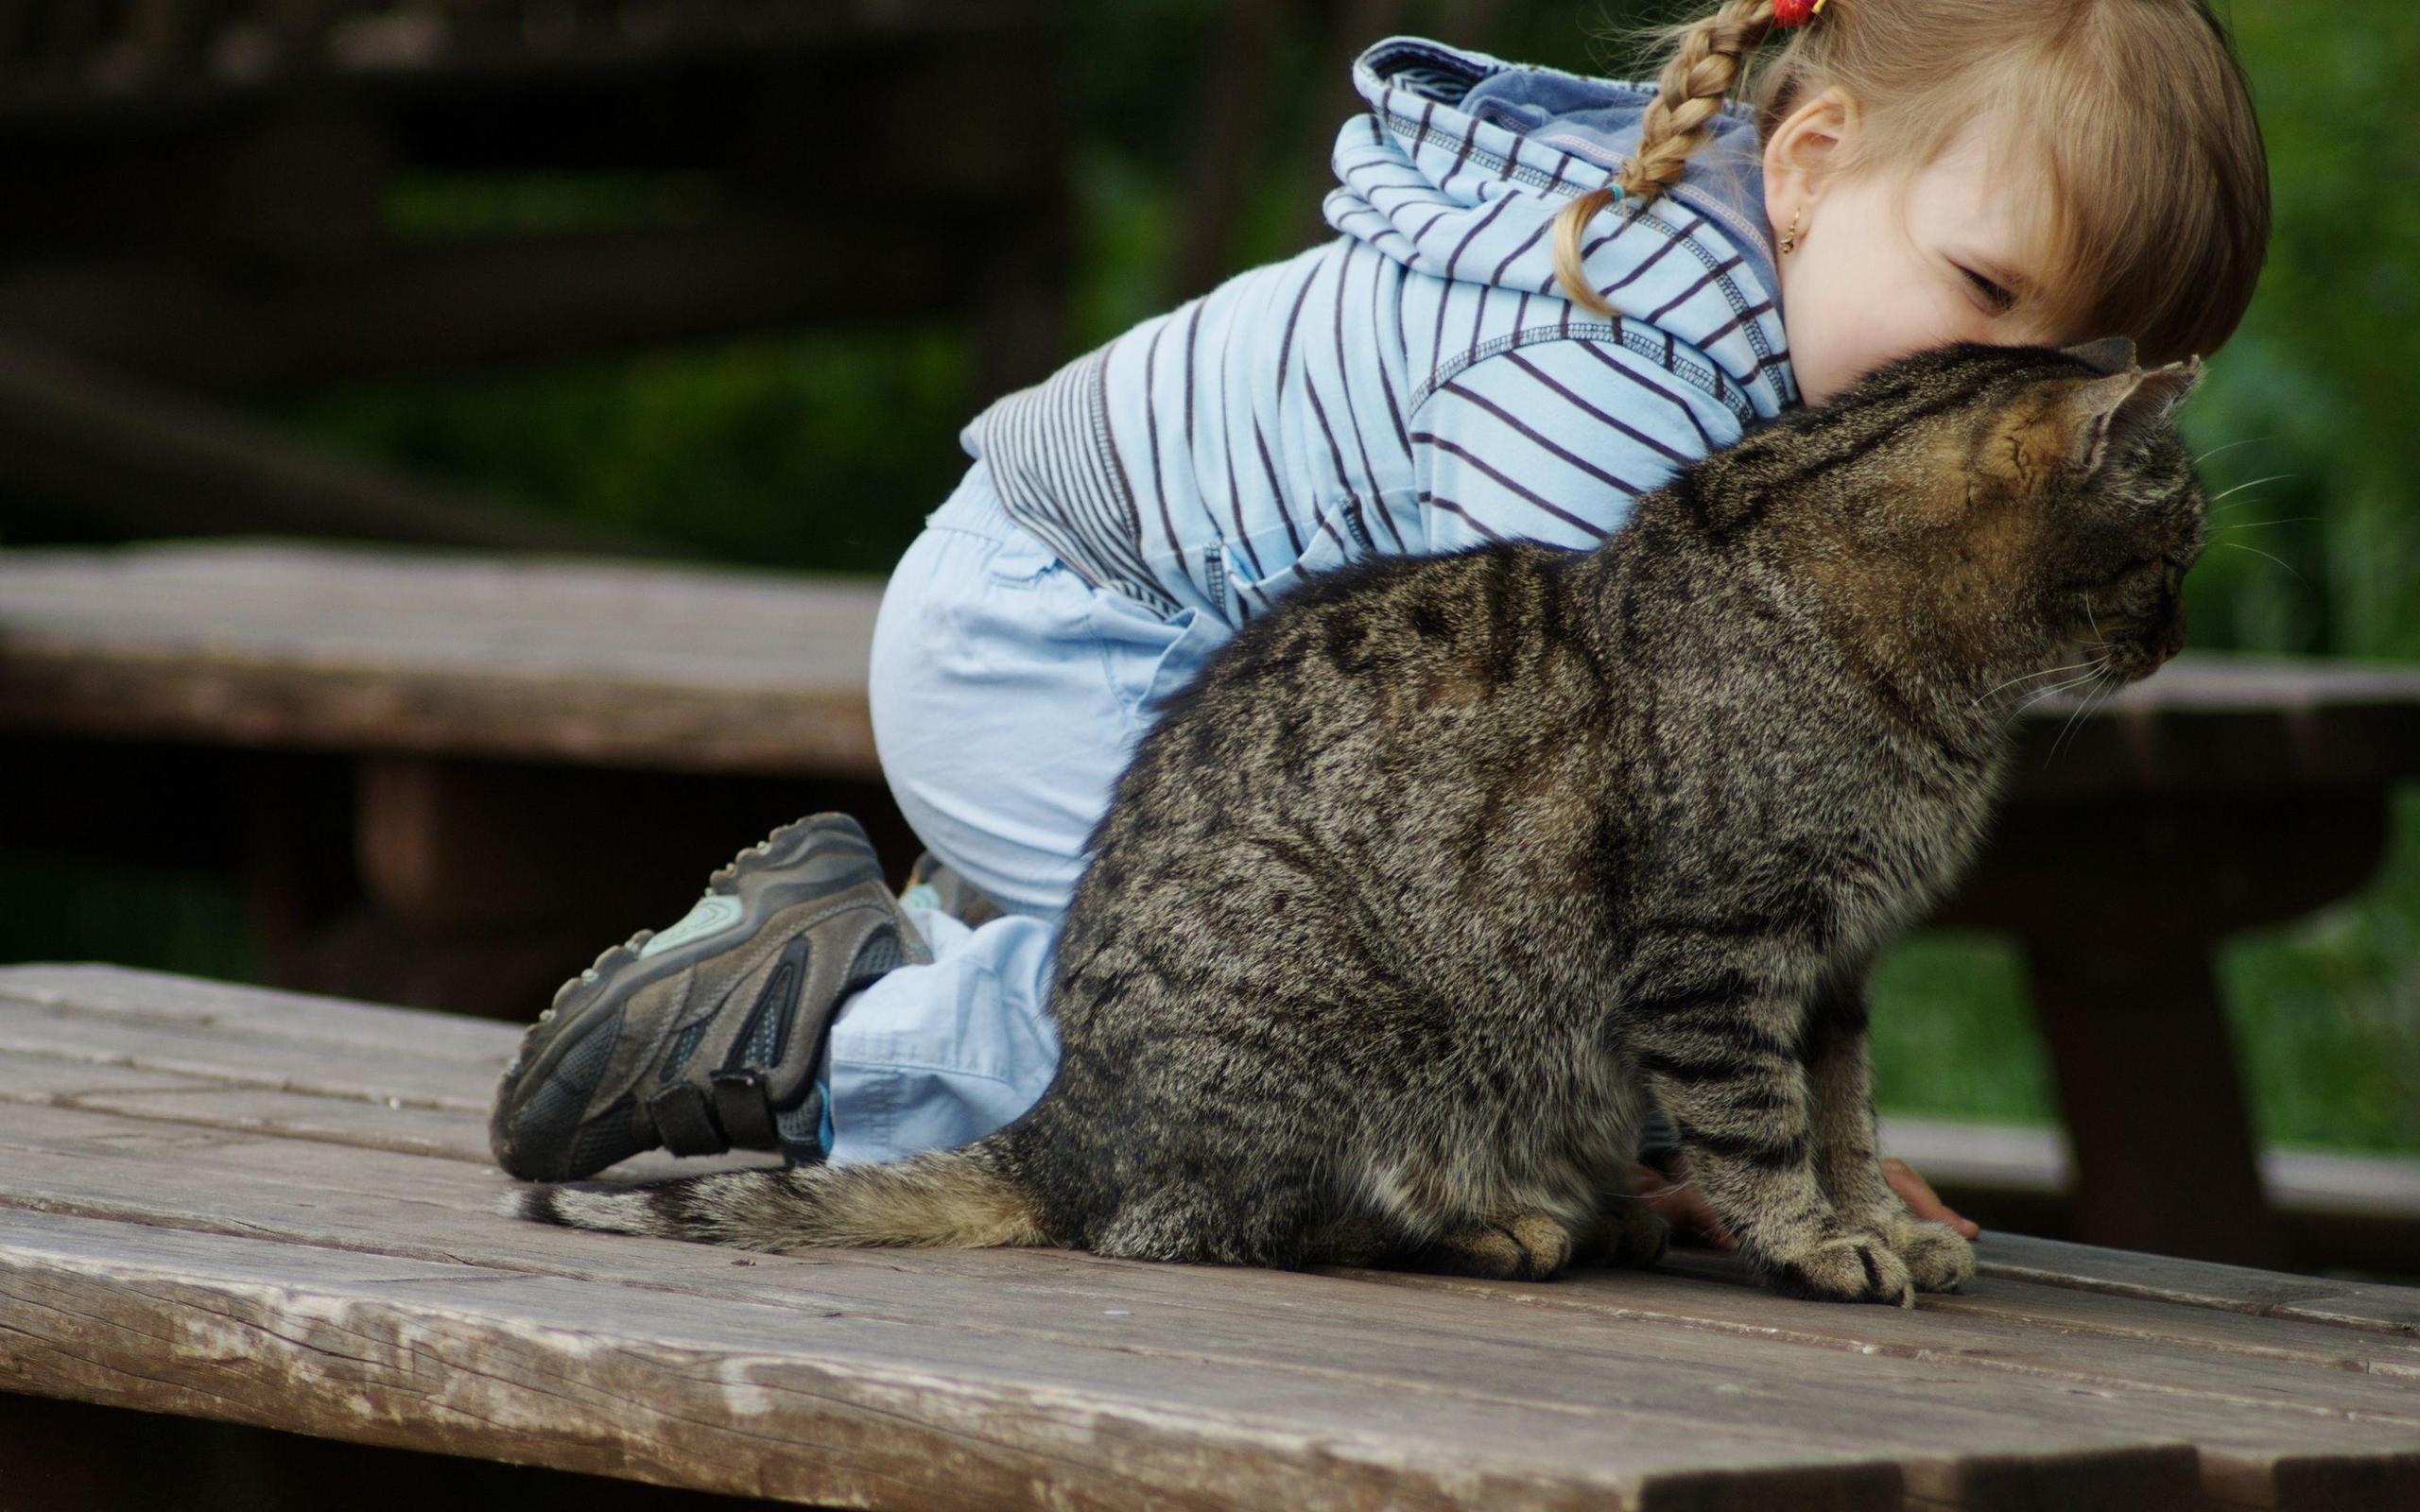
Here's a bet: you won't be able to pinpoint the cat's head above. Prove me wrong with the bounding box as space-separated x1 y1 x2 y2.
1725 338 2206 698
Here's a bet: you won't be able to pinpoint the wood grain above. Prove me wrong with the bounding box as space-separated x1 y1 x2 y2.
3 966 2419 1508
0 541 885 776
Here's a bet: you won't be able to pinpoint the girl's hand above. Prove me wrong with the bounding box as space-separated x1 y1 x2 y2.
1879 1156 1982 1240
1629 1154 1980 1250
1628 1160 1737 1249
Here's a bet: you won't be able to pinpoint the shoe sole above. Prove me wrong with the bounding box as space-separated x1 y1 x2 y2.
493 814 910 1173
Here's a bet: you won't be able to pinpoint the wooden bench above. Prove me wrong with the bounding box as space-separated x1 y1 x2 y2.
5 540 2420 1274
3 964 2416 1510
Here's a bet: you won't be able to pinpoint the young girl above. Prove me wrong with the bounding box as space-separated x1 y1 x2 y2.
493 2 2268 1246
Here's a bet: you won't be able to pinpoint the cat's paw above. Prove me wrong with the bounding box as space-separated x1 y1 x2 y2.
1576 1198 1671 1270
1756 1228 1917 1307
1416 1211 1575 1280
1883 1216 1976 1293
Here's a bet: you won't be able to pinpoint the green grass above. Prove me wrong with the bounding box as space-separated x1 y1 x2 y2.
1866 932 2055 1128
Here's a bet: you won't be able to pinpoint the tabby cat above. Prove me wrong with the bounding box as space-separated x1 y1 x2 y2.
512 338 2205 1307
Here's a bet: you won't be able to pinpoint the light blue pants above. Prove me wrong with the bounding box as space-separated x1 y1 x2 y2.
814 459 1233 1164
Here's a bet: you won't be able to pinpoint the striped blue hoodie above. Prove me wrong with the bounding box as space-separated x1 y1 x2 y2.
960 34 1799 628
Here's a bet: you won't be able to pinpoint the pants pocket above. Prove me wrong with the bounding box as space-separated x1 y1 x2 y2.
1086 590 1235 722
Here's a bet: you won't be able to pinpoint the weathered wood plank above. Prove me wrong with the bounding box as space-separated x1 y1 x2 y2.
0 962 515 1064
8 1099 2420 1509
1974 1232 2420 1337
0 541 885 776
6 1210 1904 1512
0 992 492 1112
11 1049 2417 1391
0 1052 226 1103
0 1219 2204 1512
0 1108 2242 1505
6 967 2419 1507
23 1053 2419 1400
4 962 2416 1349
8 968 2412 1297
2 1079 495 1164
1 1208 1920 1512
1347 1263 2420 1506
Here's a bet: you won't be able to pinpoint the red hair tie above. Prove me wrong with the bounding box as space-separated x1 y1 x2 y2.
1774 0 1826 25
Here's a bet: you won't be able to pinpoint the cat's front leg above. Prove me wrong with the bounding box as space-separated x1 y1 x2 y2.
1626 947 1915 1306
1802 971 1975 1294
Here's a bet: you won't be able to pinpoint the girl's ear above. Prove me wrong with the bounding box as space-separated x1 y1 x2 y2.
2067 357 2204 476
1761 87 1859 237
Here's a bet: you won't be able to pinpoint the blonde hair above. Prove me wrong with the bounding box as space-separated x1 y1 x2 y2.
1548 0 2271 366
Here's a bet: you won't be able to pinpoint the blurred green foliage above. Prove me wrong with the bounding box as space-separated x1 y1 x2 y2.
238 1 2420 1152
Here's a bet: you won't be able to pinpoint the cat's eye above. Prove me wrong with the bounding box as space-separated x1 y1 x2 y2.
1960 266 2017 316
2064 556 2160 592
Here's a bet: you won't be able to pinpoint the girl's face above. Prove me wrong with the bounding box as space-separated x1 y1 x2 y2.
1766 98 2086 405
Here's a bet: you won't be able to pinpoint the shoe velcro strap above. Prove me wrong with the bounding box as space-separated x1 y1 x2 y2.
647 1084 728 1158
710 1069 780 1150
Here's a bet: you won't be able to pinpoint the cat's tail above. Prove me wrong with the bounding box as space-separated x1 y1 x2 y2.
503 1130 1050 1251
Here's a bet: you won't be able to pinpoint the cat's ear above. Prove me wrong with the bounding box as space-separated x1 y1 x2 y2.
2068 356 2204 476
2060 336 2138 376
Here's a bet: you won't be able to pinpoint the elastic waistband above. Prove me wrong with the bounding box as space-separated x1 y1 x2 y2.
924 455 1215 627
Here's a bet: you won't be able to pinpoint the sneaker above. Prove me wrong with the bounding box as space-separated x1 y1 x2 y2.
490 812 932 1182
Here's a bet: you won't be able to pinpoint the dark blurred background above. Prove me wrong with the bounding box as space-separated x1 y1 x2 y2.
1 0 2412 1164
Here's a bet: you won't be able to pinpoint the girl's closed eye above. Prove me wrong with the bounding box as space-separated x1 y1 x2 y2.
1959 266 2018 317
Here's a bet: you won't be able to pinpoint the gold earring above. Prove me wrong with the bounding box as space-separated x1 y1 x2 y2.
1780 206 1803 255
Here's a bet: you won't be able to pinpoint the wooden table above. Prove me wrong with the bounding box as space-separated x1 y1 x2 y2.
5 541 2420 1272
2 964 2416 1511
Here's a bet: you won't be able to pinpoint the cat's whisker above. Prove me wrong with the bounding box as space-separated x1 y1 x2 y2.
2204 472 2298 511
2014 667 2103 719
1978 662 2091 701
2212 517 2319 532
2045 696 2095 768
2041 665 2108 759
2213 541 2310 586
2192 435 2274 468
1972 659 2097 708
2045 669 2118 768
2084 675 2125 741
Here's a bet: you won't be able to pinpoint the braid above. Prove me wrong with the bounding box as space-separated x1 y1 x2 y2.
1551 0 1783 316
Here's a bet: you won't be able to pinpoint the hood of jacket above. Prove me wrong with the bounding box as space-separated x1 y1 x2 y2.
1325 35 1797 417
